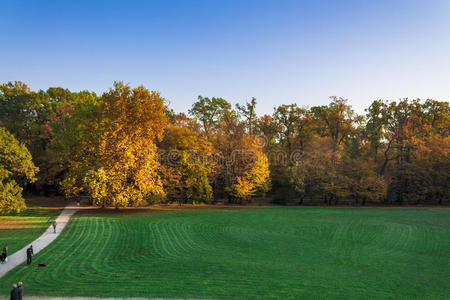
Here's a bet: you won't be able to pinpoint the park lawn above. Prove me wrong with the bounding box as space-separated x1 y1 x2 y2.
0 207 449 299
0 206 62 254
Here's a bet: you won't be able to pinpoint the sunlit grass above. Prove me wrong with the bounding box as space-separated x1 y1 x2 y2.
0 207 61 254
1 207 449 299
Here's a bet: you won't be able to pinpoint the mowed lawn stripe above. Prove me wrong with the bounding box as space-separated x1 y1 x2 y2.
0 207 448 299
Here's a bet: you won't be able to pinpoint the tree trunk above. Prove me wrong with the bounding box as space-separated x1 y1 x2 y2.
379 139 394 175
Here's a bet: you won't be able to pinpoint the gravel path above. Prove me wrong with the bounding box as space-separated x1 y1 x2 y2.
0 203 79 278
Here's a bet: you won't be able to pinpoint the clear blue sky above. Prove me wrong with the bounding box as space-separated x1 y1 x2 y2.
1 0 449 115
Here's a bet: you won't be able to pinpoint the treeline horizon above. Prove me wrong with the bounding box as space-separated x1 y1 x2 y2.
0 81 448 212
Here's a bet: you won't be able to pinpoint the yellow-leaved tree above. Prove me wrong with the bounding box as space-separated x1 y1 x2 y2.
159 125 214 203
228 136 271 203
50 82 167 208
0 127 38 213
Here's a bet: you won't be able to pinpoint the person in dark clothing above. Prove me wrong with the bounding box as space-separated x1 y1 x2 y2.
17 282 24 300
0 244 8 263
26 245 33 265
2 244 8 262
53 221 57 233
10 283 18 300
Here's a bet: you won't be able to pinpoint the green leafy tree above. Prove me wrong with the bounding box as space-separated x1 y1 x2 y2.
0 82 95 194
273 104 304 156
159 125 214 203
311 97 360 163
189 96 232 137
236 97 258 134
364 100 387 162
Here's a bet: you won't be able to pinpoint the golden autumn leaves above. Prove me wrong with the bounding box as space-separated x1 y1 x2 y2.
0 127 38 213
50 83 167 207
48 83 272 207
1 80 448 209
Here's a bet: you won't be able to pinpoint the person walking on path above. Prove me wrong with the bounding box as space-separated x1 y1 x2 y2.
17 282 24 300
52 221 57 233
26 245 33 265
10 283 18 300
2 244 8 262
0 203 78 279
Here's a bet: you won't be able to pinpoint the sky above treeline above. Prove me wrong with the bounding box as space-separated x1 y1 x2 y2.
1 0 449 115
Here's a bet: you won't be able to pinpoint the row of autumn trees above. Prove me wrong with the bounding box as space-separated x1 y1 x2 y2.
0 81 448 211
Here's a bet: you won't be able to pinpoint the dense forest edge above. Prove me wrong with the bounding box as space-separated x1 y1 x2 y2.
1 81 448 212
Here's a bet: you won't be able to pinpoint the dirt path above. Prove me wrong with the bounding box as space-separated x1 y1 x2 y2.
0 203 79 278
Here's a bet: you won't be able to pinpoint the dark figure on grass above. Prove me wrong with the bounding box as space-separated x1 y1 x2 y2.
26 245 33 265
10 283 18 300
1 244 8 263
53 221 57 233
17 282 24 300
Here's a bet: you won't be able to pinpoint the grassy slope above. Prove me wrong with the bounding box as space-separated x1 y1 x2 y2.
0 207 449 299
0 207 61 254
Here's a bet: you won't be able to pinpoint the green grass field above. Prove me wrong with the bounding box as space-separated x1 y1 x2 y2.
1 207 449 299
0 207 61 254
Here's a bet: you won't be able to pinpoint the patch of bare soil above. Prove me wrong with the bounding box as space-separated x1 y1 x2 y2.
25 196 68 208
